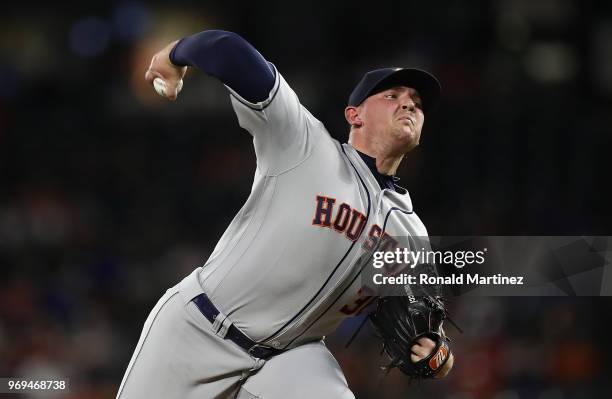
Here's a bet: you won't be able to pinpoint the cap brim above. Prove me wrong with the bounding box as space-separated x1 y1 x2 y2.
369 68 441 113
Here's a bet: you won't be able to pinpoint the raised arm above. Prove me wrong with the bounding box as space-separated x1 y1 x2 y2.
145 30 275 102
146 30 317 175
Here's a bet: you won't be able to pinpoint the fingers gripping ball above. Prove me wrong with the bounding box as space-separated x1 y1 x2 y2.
370 295 452 379
153 78 184 99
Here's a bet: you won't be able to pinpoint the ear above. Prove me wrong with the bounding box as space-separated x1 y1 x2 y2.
344 106 363 128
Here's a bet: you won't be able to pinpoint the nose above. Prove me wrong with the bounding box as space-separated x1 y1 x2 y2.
401 102 416 112
401 96 416 112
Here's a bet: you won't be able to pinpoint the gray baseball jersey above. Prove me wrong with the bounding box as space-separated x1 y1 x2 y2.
117 65 429 399
200 65 428 349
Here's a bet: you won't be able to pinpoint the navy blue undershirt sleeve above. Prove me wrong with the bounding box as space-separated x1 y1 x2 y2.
169 30 276 104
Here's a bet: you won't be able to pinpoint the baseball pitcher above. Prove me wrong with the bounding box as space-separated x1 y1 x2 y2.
117 29 454 399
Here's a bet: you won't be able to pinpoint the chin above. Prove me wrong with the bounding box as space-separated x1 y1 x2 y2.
404 141 419 153
389 127 421 153
400 132 421 152
393 139 419 155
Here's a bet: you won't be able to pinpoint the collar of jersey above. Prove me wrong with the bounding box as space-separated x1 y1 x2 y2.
343 144 413 211
354 150 397 192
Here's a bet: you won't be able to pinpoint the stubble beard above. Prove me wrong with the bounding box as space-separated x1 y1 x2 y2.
391 123 420 155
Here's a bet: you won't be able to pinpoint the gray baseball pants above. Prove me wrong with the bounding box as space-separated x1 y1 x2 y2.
116 268 354 399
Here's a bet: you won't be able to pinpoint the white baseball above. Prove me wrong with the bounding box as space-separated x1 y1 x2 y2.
153 78 183 98
153 77 167 97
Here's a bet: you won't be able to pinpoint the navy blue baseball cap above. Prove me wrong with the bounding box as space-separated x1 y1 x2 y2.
348 67 441 113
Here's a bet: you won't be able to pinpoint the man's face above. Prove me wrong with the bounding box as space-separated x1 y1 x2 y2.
357 86 425 154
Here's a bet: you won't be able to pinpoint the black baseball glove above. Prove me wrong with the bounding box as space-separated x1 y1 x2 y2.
369 294 452 379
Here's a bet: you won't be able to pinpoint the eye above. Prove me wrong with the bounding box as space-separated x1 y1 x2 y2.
384 93 397 99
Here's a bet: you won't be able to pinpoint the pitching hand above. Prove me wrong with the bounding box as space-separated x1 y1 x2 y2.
145 40 187 101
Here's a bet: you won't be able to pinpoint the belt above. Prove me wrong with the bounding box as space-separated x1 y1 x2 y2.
192 293 282 359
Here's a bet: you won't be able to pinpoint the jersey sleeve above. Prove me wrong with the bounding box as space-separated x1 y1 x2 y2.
226 64 318 176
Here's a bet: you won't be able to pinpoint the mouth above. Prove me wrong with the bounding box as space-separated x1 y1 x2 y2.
397 115 415 126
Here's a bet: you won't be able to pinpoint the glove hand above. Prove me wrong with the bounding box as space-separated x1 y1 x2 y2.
370 295 453 379
410 336 454 378
410 336 436 363
145 40 187 101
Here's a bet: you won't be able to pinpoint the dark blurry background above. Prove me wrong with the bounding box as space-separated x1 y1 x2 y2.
1 1 611 398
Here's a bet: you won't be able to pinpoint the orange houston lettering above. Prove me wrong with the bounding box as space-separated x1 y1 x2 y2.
312 195 336 227
312 194 366 242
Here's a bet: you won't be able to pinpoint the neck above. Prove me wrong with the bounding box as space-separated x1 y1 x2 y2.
349 135 404 176
375 154 404 175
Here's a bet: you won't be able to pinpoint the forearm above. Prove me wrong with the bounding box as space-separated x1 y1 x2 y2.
170 30 275 103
